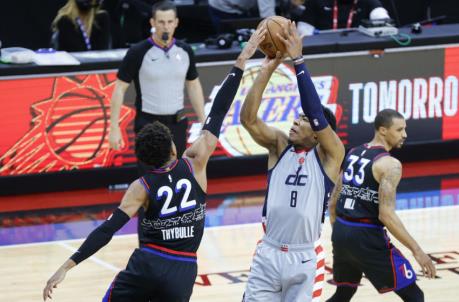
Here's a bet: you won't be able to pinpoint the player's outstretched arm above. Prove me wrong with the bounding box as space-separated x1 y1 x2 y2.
240 52 288 155
375 156 436 279
184 27 267 190
42 181 147 301
328 172 343 226
277 21 344 179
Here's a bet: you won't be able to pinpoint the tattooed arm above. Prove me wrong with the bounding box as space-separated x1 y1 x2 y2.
374 156 436 279
328 172 342 226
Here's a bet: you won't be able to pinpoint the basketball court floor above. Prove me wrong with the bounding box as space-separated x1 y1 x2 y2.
1 174 459 302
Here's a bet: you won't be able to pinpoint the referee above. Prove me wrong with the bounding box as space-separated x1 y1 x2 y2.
109 0 205 158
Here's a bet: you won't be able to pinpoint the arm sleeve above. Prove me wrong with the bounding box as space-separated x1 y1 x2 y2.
202 66 243 137
69 208 130 264
181 42 199 81
294 62 329 131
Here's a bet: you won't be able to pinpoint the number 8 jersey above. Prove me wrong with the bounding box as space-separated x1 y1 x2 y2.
336 144 390 222
263 145 335 244
138 158 206 253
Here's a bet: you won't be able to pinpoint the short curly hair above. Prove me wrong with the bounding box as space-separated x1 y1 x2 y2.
135 121 172 167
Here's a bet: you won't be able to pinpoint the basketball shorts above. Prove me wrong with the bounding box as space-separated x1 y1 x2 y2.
243 236 317 302
102 247 197 302
331 217 416 293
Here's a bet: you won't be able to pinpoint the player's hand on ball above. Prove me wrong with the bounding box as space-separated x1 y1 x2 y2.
109 125 124 150
277 21 303 60
413 249 436 279
261 51 282 71
240 26 267 60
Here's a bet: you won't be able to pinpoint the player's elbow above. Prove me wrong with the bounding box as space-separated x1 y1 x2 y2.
240 110 255 128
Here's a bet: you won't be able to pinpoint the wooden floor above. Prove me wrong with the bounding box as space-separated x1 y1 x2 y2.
2 206 459 302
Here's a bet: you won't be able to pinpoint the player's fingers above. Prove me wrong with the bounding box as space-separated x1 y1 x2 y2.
275 51 282 61
276 33 288 45
291 21 298 34
288 20 294 35
253 28 264 39
280 22 289 38
427 265 433 279
429 262 436 278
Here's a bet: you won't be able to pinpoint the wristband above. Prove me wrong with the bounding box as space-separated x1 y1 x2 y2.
292 56 304 65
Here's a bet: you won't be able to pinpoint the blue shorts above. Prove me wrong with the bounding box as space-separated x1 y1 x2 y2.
331 217 416 293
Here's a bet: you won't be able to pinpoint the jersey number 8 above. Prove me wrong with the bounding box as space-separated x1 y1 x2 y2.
343 155 370 186
157 179 196 217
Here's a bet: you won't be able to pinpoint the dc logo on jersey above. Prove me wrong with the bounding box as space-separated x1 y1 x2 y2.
285 166 308 186
399 263 414 280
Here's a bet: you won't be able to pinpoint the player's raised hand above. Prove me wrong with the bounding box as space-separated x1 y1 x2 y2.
261 51 283 71
43 267 67 300
238 26 267 62
276 20 303 60
413 249 436 279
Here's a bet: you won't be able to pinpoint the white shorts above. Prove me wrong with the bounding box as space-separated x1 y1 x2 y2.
243 236 321 302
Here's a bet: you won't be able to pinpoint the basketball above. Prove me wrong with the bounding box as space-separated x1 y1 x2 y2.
257 16 290 58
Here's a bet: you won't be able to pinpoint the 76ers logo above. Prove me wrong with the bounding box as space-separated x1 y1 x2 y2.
399 263 414 279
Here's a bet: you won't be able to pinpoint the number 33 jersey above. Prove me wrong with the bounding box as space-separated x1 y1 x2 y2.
263 145 334 245
138 158 206 253
336 144 390 222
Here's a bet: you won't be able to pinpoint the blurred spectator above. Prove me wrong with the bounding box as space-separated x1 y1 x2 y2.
51 0 111 51
208 0 276 33
298 0 390 31
103 0 159 49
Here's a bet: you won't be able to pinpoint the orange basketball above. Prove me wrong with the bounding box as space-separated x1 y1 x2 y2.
257 16 290 58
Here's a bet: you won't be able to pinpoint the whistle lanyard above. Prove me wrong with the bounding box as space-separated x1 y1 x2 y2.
76 17 92 50
333 0 358 30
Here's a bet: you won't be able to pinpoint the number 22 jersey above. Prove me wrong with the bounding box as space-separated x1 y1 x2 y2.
138 158 206 253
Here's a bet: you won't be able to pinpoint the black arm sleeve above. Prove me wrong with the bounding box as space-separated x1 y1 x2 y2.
294 62 329 131
202 66 243 138
70 208 130 264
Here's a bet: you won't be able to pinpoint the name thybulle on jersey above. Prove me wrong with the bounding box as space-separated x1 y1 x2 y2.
161 226 195 240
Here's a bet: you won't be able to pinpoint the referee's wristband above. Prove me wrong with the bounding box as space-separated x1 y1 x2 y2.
292 56 304 65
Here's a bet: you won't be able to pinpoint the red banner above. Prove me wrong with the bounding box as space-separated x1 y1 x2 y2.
0 73 136 176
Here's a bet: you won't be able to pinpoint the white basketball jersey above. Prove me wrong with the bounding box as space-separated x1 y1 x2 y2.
262 145 334 244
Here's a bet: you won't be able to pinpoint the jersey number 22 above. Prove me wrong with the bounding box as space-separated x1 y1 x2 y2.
157 179 196 217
